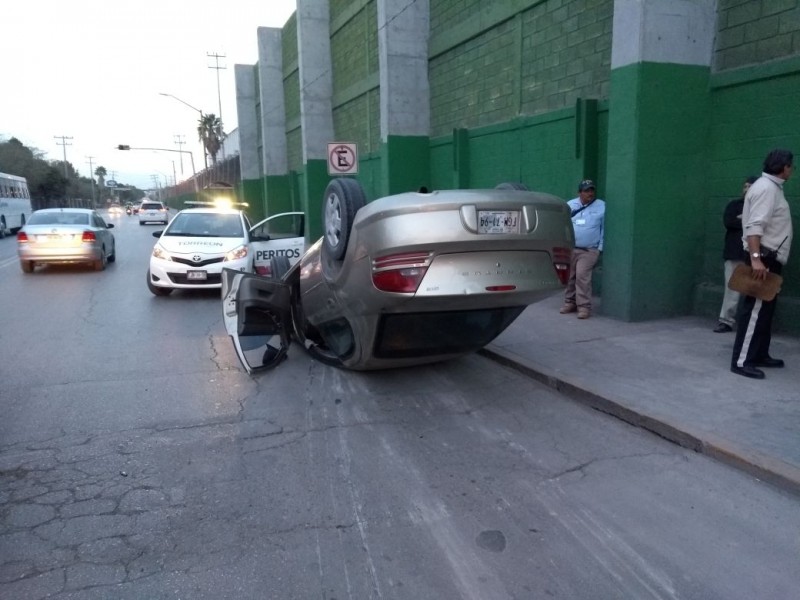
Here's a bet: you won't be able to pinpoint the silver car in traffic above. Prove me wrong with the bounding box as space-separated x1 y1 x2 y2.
223 180 573 372
16 208 116 273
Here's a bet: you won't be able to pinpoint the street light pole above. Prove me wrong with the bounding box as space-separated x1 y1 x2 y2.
116 145 199 193
86 156 97 208
158 92 208 169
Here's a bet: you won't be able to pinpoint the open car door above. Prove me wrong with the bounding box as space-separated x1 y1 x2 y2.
249 212 306 277
221 268 292 373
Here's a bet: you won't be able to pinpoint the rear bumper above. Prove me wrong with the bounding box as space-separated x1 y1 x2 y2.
18 246 101 263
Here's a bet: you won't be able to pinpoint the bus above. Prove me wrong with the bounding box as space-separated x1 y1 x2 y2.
0 172 33 238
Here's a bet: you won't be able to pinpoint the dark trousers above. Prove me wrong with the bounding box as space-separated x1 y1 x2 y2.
731 257 783 368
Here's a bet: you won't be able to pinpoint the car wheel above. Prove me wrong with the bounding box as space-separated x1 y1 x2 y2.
93 249 107 271
146 270 172 296
495 182 529 190
269 256 291 280
322 178 365 261
0 218 6 239
108 242 116 263
20 260 34 273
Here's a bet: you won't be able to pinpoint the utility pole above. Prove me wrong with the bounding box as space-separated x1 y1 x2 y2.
151 174 161 201
54 135 73 179
174 134 186 174
86 156 97 208
206 51 226 124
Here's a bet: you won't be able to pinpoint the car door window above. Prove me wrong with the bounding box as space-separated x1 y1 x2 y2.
251 213 304 240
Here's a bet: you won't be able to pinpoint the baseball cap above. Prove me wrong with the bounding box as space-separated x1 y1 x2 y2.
578 179 596 191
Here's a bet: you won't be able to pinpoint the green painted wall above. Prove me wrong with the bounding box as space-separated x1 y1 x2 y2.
380 136 431 195
300 160 331 243
696 59 800 334
240 179 265 221
603 62 711 321
429 0 613 136
244 0 800 333
331 0 380 154
714 0 800 70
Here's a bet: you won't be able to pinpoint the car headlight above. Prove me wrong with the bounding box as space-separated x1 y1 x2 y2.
224 244 248 262
152 245 172 261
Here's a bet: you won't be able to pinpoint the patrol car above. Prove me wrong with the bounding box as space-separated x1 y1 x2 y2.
147 203 304 296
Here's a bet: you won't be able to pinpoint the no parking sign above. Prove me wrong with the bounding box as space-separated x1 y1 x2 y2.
327 142 358 175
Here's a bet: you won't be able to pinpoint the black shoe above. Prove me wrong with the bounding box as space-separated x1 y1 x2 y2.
730 365 765 379
754 356 784 368
713 322 733 333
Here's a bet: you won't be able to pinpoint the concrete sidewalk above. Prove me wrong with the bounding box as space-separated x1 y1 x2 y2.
482 294 800 497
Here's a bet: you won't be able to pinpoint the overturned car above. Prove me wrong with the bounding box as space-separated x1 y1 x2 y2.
222 179 574 373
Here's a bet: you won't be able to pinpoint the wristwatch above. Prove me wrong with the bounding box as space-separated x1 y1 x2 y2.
751 252 761 258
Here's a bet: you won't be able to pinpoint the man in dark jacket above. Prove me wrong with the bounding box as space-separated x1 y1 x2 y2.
713 176 758 333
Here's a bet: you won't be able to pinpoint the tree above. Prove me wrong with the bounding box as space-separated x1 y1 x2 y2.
197 113 225 165
94 165 107 189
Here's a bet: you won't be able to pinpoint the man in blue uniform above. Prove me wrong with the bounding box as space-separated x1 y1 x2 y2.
560 179 606 319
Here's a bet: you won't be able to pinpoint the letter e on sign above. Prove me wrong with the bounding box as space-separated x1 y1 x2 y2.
327 142 358 175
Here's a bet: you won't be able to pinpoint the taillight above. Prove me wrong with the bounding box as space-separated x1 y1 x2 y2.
372 252 432 293
82 231 97 242
17 231 29 243
552 246 572 285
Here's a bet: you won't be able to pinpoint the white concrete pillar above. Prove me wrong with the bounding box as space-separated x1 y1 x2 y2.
257 27 289 176
377 0 430 139
611 0 716 68
234 64 260 180
296 0 335 163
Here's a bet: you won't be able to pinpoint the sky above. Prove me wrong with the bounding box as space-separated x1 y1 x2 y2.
1 0 298 191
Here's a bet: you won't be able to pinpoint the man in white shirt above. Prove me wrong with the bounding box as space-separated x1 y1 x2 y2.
730 149 794 379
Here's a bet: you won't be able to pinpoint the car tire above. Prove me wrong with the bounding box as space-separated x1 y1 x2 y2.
108 243 116 263
269 256 291 281
147 270 173 296
0 219 6 239
20 260 34 273
495 182 529 191
322 178 365 261
93 250 107 271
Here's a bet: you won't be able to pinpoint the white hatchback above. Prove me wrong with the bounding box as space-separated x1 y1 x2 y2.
147 207 305 296
147 207 251 295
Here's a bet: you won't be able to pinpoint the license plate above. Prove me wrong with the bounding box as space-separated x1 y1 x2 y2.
187 270 207 280
478 210 520 234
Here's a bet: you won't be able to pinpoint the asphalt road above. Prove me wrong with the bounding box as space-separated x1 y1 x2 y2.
0 212 797 599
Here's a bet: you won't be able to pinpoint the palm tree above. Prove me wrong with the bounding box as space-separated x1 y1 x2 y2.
94 166 107 188
197 114 225 165
94 166 108 206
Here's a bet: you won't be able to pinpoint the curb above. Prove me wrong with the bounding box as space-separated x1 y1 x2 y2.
480 345 800 498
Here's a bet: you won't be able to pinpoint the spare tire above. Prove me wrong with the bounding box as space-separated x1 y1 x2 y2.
322 178 366 261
